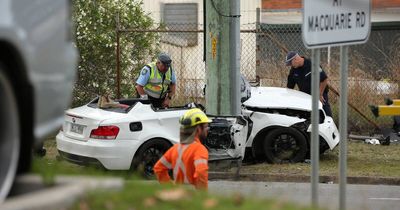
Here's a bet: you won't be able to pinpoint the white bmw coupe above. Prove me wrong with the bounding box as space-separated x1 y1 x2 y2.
56 87 340 175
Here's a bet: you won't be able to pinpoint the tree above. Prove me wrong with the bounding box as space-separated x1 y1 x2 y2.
72 0 159 106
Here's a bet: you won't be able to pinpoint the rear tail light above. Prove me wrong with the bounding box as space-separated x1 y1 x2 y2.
90 126 120 140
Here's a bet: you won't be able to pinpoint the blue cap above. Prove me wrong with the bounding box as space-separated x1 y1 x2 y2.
285 51 298 66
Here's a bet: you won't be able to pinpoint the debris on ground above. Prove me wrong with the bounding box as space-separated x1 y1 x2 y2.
364 139 380 145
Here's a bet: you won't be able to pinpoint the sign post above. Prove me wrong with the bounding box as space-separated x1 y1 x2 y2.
339 45 349 210
302 0 371 209
310 48 320 207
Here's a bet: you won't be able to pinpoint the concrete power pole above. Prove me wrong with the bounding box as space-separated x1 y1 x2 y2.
205 0 241 116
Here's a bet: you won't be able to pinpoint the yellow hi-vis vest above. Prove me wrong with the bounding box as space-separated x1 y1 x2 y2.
143 62 172 98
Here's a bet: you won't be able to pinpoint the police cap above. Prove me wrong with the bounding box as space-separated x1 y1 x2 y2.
158 53 172 67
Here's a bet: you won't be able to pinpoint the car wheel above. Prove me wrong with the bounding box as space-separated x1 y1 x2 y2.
131 139 172 178
263 127 307 163
305 136 331 159
0 68 20 202
319 137 330 155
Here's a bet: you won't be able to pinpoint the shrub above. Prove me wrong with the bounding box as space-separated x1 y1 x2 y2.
72 0 159 106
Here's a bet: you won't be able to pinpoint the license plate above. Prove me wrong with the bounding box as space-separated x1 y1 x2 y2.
70 123 84 134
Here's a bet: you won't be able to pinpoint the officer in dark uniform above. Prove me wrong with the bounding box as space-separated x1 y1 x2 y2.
285 51 332 117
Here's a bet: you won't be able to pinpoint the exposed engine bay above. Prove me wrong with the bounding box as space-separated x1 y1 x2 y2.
204 118 235 149
202 116 248 161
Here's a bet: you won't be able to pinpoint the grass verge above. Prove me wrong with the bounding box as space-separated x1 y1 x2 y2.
236 141 400 177
35 138 400 179
32 138 323 210
31 138 400 210
68 181 318 210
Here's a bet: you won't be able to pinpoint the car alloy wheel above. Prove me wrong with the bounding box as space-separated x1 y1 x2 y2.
263 127 307 163
132 139 171 178
141 146 165 177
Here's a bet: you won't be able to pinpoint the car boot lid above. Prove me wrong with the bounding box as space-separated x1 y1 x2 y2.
66 105 127 122
63 105 128 141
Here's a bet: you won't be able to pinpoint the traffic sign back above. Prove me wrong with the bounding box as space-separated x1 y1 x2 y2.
302 0 371 48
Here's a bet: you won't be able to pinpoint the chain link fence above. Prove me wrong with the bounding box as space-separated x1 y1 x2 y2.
117 21 400 134
256 22 400 133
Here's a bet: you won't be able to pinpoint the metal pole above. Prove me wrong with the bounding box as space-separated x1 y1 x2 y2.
256 7 260 31
255 8 260 79
327 46 331 67
230 0 240 115
311 48 320 207
339 45 349 210
116 13 121 99
203 0 206 62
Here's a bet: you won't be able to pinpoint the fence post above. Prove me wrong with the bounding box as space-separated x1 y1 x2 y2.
256 7 260 82
116 12 121 99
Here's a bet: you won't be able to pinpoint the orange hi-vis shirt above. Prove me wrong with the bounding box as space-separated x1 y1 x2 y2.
153 137 209 190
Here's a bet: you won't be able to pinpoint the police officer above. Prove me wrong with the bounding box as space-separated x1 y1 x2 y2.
153 108 211 190
136 53 176 108
285 51 332 117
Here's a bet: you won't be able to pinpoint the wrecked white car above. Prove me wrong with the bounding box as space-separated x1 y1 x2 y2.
56 99 247 176
56 87 339 175
243 87 339 163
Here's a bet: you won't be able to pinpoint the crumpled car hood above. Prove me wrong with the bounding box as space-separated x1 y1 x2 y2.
243 87 323 111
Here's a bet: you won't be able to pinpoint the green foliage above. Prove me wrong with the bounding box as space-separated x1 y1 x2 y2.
72 0 158 106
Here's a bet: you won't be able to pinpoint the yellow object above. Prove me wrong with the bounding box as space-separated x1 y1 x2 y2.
210 33 218 60
179 108 211 128
392 100 400 106
370 105 400 117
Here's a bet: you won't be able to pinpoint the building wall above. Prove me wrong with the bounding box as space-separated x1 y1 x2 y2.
262 0 400 10
262 0 300 10
143 0 261 25
141 0 261 101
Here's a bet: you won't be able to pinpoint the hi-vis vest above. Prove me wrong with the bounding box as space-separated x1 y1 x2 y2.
143 62 172 98
153 138 209 190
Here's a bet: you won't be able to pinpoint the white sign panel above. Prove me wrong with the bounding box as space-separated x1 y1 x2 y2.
303 0 371 48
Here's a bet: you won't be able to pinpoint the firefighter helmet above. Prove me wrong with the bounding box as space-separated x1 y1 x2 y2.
179 108 211 128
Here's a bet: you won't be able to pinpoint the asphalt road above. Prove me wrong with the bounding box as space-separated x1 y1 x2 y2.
209 180 400 210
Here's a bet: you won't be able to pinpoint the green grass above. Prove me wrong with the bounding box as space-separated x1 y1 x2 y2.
237 141 400 177
36 138 400 179
69 181 318 210
32 138 400 210
33 138 323 210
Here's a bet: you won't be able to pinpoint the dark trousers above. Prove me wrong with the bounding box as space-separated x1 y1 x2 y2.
148 95 165 108
323 94 332 117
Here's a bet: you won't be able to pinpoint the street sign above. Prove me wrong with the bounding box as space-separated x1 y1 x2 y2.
302 0 371 48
